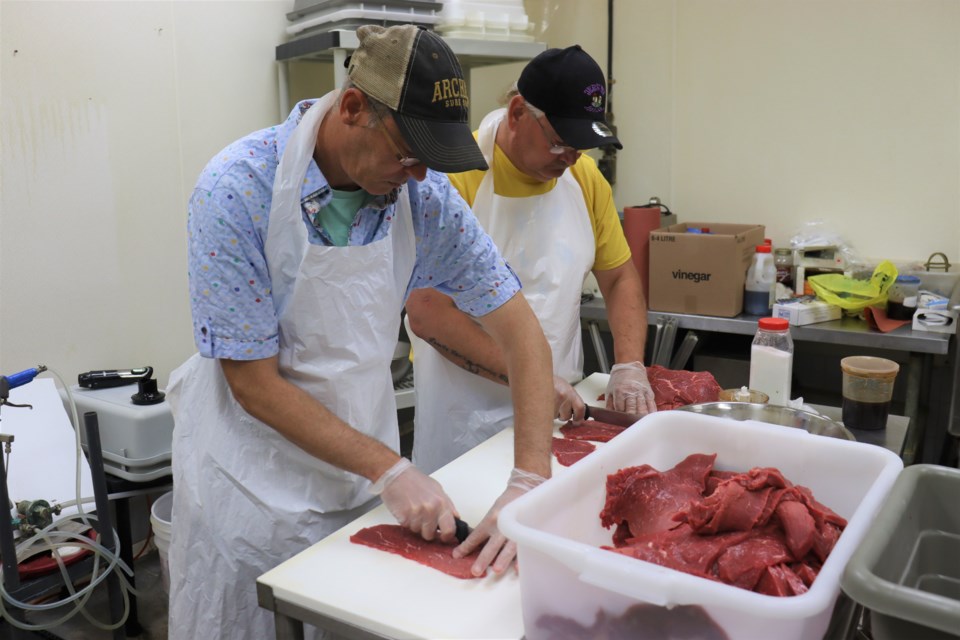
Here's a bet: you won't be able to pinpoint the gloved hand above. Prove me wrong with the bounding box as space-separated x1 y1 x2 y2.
605 361 657 416
554 376 586 424
370 458 457 542
452 468 546 577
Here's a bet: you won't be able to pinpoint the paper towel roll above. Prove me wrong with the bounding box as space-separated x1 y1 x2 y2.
623 206 664 302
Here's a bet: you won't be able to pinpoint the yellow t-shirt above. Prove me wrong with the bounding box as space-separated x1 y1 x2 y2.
447 143 631 271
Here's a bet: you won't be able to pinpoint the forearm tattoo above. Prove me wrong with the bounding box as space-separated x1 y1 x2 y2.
425 337 509 384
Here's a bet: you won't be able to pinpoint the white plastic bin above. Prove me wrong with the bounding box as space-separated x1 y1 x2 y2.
500 412 904 640
149 491 173 595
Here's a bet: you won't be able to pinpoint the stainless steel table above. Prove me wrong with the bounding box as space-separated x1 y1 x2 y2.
581 298 953 464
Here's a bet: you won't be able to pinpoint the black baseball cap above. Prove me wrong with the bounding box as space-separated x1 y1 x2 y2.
517 45 622 151
347 25 487 172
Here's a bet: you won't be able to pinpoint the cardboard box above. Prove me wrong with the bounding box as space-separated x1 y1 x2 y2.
649 222 766 317
911 308 958 334
500 412 903 640
773 296 842 326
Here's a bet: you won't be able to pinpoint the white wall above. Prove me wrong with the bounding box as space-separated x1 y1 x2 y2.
612 0 960 261
1 1 287 386
2 0 958 388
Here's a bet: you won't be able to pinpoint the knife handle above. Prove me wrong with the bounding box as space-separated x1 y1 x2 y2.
454 518 471 543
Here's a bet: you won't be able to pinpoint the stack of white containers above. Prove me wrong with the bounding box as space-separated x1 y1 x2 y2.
285 1 444 39
435 0 533 41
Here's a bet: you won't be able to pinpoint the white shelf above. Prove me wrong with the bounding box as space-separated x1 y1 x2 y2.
276 28 545 115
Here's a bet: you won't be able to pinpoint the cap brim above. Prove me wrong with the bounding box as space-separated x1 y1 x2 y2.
548 115 623 151
394 114 488 173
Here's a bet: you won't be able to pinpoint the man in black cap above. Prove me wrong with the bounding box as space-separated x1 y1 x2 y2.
167 24 554 640
406 45 656 476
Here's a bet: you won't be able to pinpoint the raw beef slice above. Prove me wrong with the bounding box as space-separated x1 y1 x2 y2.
552 436 596 466
559 420 627 443
596 366 722 410
600 453 716 543
350 524 481 579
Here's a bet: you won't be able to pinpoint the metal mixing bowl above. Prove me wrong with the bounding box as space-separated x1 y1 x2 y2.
675 402 856 441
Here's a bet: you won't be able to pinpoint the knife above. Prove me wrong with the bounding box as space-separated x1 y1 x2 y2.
583 405 642 428
454 517 472 543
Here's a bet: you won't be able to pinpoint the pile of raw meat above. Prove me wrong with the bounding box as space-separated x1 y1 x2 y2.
600 453 847 596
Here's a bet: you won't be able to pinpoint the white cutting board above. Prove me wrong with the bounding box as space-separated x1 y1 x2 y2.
257 374 611 639
574 372 610 408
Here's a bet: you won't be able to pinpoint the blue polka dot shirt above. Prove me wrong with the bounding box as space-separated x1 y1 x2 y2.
187 99 520 360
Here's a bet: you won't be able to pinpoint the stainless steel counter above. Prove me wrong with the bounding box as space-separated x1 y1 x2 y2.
581 298 950 354
580 298 955 465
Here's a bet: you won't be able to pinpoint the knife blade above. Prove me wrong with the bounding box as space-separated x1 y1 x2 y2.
583 405 642 428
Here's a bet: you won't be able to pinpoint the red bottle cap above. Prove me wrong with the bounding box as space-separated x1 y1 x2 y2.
755 244 772 253
759 317 789 331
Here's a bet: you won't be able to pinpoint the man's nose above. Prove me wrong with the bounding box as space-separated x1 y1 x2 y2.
561 149 582 166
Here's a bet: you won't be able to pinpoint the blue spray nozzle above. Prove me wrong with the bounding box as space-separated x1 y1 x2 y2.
2 365 47 390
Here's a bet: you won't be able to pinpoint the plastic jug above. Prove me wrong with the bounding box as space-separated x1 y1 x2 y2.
744 245 776 315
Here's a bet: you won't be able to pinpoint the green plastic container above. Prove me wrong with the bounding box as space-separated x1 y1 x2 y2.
841 464 960 639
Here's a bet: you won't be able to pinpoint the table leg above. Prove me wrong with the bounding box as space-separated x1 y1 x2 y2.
114 496 143 637
588 321 610 373
904 353 922 422
274 613 306 640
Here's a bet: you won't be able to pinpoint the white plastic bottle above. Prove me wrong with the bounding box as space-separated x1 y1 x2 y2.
744 244 776 315
749 317 794 406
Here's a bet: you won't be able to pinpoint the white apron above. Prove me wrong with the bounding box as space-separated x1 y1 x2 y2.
410 108 595 474
166 92 416 640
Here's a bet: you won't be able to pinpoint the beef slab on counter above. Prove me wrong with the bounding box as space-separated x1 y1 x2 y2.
551 368 723 467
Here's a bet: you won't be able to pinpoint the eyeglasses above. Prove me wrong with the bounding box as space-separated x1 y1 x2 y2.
531 114 577 155
371 108 421 167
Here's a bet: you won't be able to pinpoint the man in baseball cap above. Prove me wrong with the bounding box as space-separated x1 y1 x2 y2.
168 24 554 639
406 44 654 477
518 44 622 151
348 24 488 172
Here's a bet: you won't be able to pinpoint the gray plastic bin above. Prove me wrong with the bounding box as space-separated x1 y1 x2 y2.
841 464 960 639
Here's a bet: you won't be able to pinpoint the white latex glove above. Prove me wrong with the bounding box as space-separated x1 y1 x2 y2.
554 376 586 424
605 361 657 416
370 458 458 542
452 468 546 577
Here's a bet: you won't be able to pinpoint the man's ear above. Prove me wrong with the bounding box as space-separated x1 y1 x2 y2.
339 88 367 126
505 94 527 130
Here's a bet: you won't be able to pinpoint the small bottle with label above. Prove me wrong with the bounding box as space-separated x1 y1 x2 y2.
774 248 794 288
744 245 776 315
749 317 794 406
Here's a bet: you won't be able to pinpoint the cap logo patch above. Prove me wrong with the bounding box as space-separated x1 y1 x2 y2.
431 77 469 108
583 83 605 113
592 121 614 138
